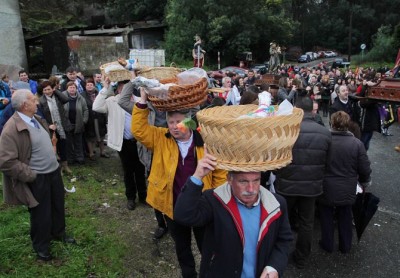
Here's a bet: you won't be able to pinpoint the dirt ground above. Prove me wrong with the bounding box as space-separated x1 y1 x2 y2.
88 148 199 278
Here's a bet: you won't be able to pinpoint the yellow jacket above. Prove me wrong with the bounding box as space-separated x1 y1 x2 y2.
131 104 227 219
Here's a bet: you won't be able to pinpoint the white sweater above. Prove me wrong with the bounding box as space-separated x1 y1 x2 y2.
92 87 126 151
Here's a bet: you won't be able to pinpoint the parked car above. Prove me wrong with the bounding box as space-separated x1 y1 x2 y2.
324 51 337 57
306 52 318 61
208 66 248 80
251 64 268 75
298 54 311 63
317 51 325 58
332 58 350 68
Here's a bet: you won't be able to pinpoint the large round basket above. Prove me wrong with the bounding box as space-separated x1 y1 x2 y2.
147 77 208 111
196 105 304 171
138 67 182 80
100 62 132 82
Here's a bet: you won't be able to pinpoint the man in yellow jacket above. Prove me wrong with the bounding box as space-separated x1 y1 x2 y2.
131 88 226 278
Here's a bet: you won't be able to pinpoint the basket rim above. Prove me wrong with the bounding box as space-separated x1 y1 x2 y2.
215 158 292 172
196 105 304 121
197 104 304 171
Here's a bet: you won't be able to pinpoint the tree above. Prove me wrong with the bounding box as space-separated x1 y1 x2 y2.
19 0 84 37
164 0 296 65
106 0 167 23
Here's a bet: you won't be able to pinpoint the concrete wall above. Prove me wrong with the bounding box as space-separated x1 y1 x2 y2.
0 0 27 76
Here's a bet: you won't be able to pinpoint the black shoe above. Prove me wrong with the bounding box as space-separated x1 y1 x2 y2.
292 254 305 269
319 240 333 253
53 234 76 244
289 252 306 269
36 251 53 261
127 200 136 210
153 227 168 240
139 197 150 207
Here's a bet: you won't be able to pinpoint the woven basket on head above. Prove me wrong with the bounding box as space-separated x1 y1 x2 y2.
196 105 304 171
147 77 208 111
100 62 132 82
138 67 182 80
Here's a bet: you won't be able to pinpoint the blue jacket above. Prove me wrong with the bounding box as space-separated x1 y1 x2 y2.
0 81 12 117
28 79 38 94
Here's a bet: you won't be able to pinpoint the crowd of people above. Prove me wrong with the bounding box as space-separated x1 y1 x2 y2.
207 62 400 151
0 59 397 277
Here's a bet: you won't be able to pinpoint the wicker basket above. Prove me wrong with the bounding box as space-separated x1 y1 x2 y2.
100 62 132 82
138 67 182 80
147 77 208 111
196 105 304 171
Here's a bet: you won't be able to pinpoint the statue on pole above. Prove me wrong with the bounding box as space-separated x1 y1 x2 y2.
268 42 281 73
192 35 206 68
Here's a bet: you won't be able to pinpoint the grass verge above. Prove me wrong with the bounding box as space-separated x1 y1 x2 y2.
0 159 129 277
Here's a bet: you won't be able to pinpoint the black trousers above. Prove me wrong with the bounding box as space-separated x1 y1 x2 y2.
28 168 65 253
165 216 204 278
118 139 146 201
284 196 316 263
154 209 167 229
56 136 68 162
319 204 353 253
66 132 84 163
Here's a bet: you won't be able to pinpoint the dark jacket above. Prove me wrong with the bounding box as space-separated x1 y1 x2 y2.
329 97 361 125
275 114 332 196
174 179 293 277
277 87 296 104
38 90 72 133
60 76 86 92
359 98 381 133
320 131 371 206
63 92 89 134
81 90 107 139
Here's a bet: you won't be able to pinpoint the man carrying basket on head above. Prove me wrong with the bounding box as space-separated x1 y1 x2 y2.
131 85 226 278
174 149 293 278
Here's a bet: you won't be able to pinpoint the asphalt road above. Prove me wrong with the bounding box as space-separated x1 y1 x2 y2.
289 57 340 68
284 119 400 277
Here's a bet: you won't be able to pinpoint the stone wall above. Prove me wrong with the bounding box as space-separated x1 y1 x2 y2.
0 0 27 78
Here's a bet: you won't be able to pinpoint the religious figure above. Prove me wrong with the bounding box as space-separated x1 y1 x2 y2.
192 35 206 68
269 42 281 73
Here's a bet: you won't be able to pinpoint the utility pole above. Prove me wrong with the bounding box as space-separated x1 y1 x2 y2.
348 1 353 62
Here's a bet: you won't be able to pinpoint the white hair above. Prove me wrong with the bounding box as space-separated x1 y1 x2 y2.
222 77 231 86
11 89 33 111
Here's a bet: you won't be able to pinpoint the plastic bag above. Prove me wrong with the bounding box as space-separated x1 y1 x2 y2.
143 83 175 100
177 68 208 85
276 99 293 116
131 76 160 88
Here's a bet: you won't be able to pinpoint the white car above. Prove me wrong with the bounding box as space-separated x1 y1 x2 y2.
305 52 317 60
324 51 337 57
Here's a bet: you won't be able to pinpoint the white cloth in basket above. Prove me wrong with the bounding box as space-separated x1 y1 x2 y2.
104 64 125 74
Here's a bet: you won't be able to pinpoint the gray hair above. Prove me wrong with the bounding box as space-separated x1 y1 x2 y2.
12 89 32 111
166 109 193 120
338 84 348 94
222 77 231 86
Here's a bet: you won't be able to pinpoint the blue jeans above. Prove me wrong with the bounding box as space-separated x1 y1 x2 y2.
361 131 373 151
